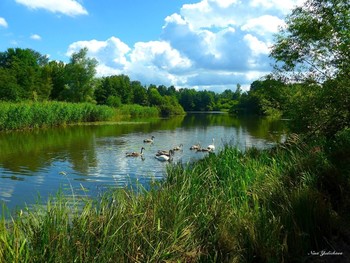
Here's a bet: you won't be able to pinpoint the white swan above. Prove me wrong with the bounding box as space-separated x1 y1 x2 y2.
126 147 145 157
155 150 174 161
207 138 215 151
143 136 155 143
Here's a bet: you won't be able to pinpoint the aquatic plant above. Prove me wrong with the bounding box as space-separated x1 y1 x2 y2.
0 101 115 131
0 135 347 262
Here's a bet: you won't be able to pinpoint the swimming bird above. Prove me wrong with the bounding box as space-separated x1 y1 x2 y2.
143 136 155 143
207 138 215 151
190 143 201 150
126 147 145 157
196 147 210 152
173 144 183 151
156 149 172 156
155 150 174 161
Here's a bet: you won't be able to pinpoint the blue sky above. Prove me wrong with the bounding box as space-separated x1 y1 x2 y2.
0 0 305 93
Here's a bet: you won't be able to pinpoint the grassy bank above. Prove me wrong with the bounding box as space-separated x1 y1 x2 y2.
116 104 160 118
0 101 115 131
0 102 162 131
1 133 349 262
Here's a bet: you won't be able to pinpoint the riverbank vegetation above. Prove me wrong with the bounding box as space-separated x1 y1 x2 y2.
1 133 349 262
0 101 115 131
0 102 161 131
0 0 350 261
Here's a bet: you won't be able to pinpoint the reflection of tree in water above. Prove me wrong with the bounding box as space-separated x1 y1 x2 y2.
0 117 186 174
182 113 287 142
237 116 288 142
0 126 99 173
0 114 286 174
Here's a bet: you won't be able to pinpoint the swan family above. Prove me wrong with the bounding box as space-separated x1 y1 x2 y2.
126 136 215 161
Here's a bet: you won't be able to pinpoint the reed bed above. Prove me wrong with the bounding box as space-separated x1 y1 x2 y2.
0 101 115 131
0 135 345 262
116 104 160 118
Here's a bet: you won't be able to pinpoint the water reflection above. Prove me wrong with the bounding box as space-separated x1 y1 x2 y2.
0 113 287 211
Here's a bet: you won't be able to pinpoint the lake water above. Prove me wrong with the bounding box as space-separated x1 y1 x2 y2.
0 113 287 212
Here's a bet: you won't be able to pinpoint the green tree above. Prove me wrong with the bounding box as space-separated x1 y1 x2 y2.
158 95 185 116
271 0 350 82
0 68 23 101
195 90 215 111
94 75 132 105
114 74 132 104
147 85 164 106
270 0 350 136
131 81 148 105
48 60 66 100
0 48 51 101
178 88 196 111
61 48 97 102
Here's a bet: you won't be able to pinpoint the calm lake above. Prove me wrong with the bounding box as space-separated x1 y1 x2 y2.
0 113 287 213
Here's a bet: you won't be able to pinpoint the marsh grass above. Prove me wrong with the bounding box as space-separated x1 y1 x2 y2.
116 104 160 119
0 101 115 131
0 135 345 262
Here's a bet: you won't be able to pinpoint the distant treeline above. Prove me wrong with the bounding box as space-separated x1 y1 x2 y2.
0 47 281 117
1 43 350 138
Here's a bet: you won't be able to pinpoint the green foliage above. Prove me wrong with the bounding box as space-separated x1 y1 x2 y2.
106 95 122 108
1 136 346 262
271 0 350 82
116 104 159 117
230 77 286 117
131 81 148 106
0 48 52 101
0 101 115 130
95 75 132 105
47 60 66 100
158 95 185 116
178 88 217 111
270 0 350 137
61 48 97 103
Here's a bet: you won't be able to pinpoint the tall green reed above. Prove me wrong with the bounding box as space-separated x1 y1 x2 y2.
0 136 338 262
0 101 115 131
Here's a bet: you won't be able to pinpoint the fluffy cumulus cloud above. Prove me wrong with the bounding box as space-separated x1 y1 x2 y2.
67 37 131 75
67 0 305 92
0 17 8 28
15 0 88 16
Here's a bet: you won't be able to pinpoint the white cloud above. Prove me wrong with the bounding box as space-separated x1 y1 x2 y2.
66 0 304 92
30 34 41 40
15 0 88 16
67 37 131 73
180 0 239 29
250 0 305 14
0 17 8 28
241 15 286 35
214 0 238 8
129 41 192 73
243 34 270 56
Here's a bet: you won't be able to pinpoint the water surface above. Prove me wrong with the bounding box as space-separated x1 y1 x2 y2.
0 113 287 212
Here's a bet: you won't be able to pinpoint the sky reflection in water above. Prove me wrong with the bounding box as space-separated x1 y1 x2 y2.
0 113 287 211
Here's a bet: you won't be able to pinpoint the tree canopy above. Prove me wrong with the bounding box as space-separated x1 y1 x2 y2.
270 0 350 137
271 0 350 83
